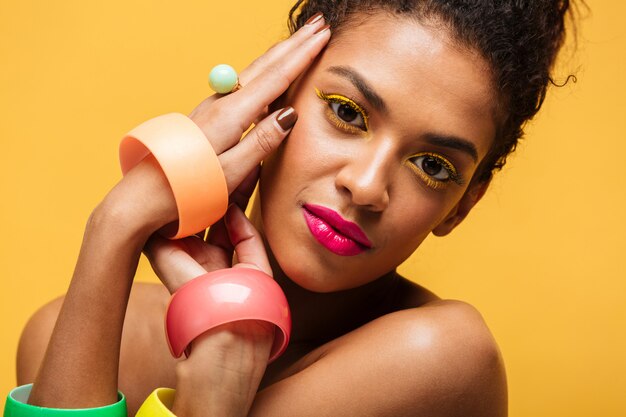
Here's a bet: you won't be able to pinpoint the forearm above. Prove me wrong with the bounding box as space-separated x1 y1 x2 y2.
28 155 177 408
27 209 146 407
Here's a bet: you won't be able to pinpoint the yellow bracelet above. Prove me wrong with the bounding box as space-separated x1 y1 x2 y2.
135 388 176 417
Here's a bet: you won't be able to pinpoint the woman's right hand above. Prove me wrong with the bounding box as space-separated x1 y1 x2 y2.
97 15 330 240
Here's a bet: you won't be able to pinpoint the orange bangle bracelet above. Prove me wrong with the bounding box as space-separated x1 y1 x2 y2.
119 113 228 239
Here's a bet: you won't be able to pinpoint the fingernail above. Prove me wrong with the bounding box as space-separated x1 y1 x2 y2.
276 107 298 131
305 12 324 26
314 24 330 35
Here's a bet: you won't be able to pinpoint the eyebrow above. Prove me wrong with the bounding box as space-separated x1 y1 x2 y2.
326 65 479 162
424 133 479 162
327 65 387 113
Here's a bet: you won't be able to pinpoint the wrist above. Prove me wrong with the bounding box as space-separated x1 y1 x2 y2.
172 322 273 417
165 269 290 362
119 113 228 239
180 320 274 370
93 155 178 242
89 200 154 247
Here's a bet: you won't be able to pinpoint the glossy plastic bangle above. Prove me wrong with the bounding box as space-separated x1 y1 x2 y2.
135 388 176 417
119 113 228 239
165 268 291 363
3 384 126 417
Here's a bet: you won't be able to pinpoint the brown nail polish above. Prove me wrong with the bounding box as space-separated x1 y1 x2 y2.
276 107 298 131
314 24 330 35
305 12 324 26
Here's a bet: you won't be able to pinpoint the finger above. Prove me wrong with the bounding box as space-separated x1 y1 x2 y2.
224 205 272 276
206 218 234 257
227 28 329 135
231 165 260 210
205 166 259 255
237 13 326 86
143 235 208 293
189 18 325 151
204 27 330 153
218 107 296 193
188 95 219 121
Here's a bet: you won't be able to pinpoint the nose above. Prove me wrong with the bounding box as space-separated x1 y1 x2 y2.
334 139 393 212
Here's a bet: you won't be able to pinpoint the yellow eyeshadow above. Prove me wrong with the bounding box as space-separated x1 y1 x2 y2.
315 88 370 132
404 162 448 190
407 152 458 176
403 152 461 191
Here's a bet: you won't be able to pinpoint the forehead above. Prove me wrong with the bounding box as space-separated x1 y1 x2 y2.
314 14 496 156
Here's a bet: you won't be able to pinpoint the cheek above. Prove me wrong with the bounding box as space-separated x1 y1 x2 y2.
267 110 339 182
258 113 325 232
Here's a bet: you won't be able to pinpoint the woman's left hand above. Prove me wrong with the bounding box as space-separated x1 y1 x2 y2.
143 173 275 417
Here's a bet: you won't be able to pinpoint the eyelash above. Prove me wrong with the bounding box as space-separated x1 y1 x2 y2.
404 152 465 190
315 88 464 191
315 88 369 134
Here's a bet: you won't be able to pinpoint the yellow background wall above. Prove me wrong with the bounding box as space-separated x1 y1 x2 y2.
1 1 624 415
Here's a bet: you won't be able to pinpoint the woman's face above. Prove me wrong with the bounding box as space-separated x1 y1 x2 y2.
258 14 496 292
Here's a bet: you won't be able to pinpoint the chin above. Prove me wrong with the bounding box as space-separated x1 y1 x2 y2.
268 235 337 293
267 233 380 293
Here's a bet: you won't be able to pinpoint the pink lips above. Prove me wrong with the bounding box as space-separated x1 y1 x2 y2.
302 203 372 256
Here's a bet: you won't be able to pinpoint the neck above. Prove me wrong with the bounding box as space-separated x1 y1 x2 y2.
249 196 400 345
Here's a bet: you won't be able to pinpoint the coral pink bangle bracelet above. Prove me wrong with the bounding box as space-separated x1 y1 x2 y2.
165 268 291 363
119 113 228 239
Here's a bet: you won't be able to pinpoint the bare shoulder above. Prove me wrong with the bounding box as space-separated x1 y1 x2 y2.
16 295 66 384
252 299 507 417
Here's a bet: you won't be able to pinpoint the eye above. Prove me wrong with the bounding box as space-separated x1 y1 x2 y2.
406 152 464 189
328 101 366 129
315 88 369 132
411 154 453 181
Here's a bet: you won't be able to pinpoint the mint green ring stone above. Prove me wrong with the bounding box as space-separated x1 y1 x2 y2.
208 64 239 94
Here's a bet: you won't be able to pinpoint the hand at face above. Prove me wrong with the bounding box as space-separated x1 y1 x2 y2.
101 17 330 238
186 14 330 193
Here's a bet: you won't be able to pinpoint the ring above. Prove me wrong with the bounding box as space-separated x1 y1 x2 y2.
208 64 241 94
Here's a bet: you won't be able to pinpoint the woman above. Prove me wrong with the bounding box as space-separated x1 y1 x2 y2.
13 0 575 415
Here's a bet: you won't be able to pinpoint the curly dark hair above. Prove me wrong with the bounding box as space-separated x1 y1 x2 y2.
288 0 580 182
